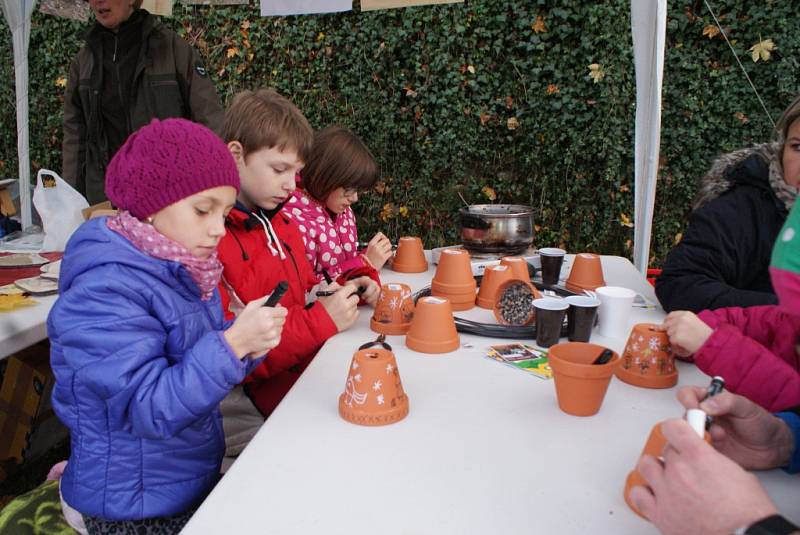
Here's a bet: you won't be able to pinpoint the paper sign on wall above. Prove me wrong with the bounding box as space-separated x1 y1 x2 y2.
360 0 461 11
261 0 351 17
39 0 91 22
141 0 173 16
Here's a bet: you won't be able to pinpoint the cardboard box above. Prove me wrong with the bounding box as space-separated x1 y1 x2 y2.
0 342 65 463
81 200 116 220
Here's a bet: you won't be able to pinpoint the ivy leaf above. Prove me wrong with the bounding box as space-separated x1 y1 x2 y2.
749 37 775 62
506 117 520 130
467 65 476 74
531 15 546 34
587 63 605 83
702 24 719 39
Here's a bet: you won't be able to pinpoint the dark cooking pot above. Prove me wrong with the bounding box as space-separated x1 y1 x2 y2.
458 204 534 255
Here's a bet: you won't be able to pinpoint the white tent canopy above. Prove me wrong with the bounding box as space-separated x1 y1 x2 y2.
2 1 666 272
2 0 35 229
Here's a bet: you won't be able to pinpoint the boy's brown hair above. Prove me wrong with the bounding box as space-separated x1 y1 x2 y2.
221 88 313 162
302 126 379 201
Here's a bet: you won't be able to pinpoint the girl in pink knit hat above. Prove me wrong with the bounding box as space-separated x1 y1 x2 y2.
49 118 287 534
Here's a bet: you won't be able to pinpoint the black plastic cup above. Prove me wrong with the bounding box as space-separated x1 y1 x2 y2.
539 248 566 286
565 295 601 342
533 298 569 348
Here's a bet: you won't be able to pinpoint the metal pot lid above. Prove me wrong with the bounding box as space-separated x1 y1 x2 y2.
458 204 534 216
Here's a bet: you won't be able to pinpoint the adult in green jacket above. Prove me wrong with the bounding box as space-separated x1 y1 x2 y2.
62 0 224 204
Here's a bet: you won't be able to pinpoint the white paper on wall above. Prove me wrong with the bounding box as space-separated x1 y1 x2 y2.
361 0 461 11
260 0 351 17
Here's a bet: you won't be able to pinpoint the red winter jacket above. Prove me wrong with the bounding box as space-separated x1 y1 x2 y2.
696 305 800 411
217 203 338 416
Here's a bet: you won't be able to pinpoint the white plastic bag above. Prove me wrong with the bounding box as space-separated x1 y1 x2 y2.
32 169 89 252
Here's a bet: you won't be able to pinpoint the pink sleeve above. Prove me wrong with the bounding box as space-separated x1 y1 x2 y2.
698 306 784 347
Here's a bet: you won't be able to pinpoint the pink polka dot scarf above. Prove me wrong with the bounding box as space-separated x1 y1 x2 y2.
107 211 223 301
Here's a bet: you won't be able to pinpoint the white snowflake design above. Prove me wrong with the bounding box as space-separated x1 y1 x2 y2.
386 363 394 374
354 373 362 382
377 395 385 405
648 337 660 350
351 361 359 371
372 380 382 391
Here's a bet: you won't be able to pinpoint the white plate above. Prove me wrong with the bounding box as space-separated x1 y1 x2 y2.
40 259 61 279
14 276 59 295
0 253 50 268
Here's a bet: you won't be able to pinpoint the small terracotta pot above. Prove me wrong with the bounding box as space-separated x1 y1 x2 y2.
493 279 541 326
405 296 460 353
548 342 619 416
565 253 606 293
624 422 710 518
616 323 678 389
476 264 514 309
370 283 415 336
500 256 532 284
431 249 477 311
392 237 428 273
338 347 409 426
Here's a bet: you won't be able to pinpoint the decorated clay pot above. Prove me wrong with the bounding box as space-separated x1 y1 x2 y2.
431 248 476 311
371 283 415 336
339 347 409 426
615 323 678 389
565 253 606 293
476 264 514 309
392 237 428 273
405 296 460 353
548 342 619 416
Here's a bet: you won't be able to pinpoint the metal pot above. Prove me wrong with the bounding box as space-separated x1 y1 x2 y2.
458 204 534 255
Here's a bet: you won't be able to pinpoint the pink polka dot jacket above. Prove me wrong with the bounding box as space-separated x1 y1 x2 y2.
283 188 367 281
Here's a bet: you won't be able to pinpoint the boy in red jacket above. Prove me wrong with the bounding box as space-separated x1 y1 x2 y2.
217 89 379 463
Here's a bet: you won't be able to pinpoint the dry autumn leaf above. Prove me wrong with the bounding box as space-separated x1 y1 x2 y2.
226 47 238 59
398 206 409 218
546 84 560 95
481 186 497 201
467 65 476 74
531 15 546 34
479 113 491 125
749 37 776 62
240 20 250 30
588 63 605 84
380 203 395 222
620 213 634 228
733 111 749 123
702 24 720 39
507 117 520 130
674 232 683 244
55 76 67 88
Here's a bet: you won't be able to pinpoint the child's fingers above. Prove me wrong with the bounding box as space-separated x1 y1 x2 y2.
676 386 707 410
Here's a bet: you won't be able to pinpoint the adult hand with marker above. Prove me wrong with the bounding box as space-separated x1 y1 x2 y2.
224 294 288 360
629 417 779 535
677 386 795 471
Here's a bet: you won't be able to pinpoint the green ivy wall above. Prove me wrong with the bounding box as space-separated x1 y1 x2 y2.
0 0 797 264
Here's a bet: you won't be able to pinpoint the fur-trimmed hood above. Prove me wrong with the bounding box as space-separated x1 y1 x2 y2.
693 142 797 213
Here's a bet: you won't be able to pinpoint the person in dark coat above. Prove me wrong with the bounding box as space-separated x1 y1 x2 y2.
656 97 800 312
62 0 224 204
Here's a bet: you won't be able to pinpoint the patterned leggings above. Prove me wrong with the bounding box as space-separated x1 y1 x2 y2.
83 508 196 535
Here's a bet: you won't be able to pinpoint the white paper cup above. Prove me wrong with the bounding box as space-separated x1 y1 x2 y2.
595 286 636 339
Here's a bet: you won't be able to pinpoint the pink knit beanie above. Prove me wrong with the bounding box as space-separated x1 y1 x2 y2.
105 118 240 219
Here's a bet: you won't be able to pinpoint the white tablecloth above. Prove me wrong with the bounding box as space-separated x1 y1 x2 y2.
181 255 800 534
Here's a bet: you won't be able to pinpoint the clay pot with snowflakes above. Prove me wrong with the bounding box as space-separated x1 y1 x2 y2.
338 347 409 426
431 248 477 311
615 323 678 389
392 237 428 273
405 296 460 353
371 282 415 336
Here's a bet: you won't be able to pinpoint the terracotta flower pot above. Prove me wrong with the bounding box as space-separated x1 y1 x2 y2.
476 264 514 309
431 248 477 311
623 421 710 518
370 283 415 336
492 279 542 325
500 256 532 284
338 347 409 426
392 236 428 273
548 342 618 416
405 296 460 353
565 253 606 293
615 323 678 389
